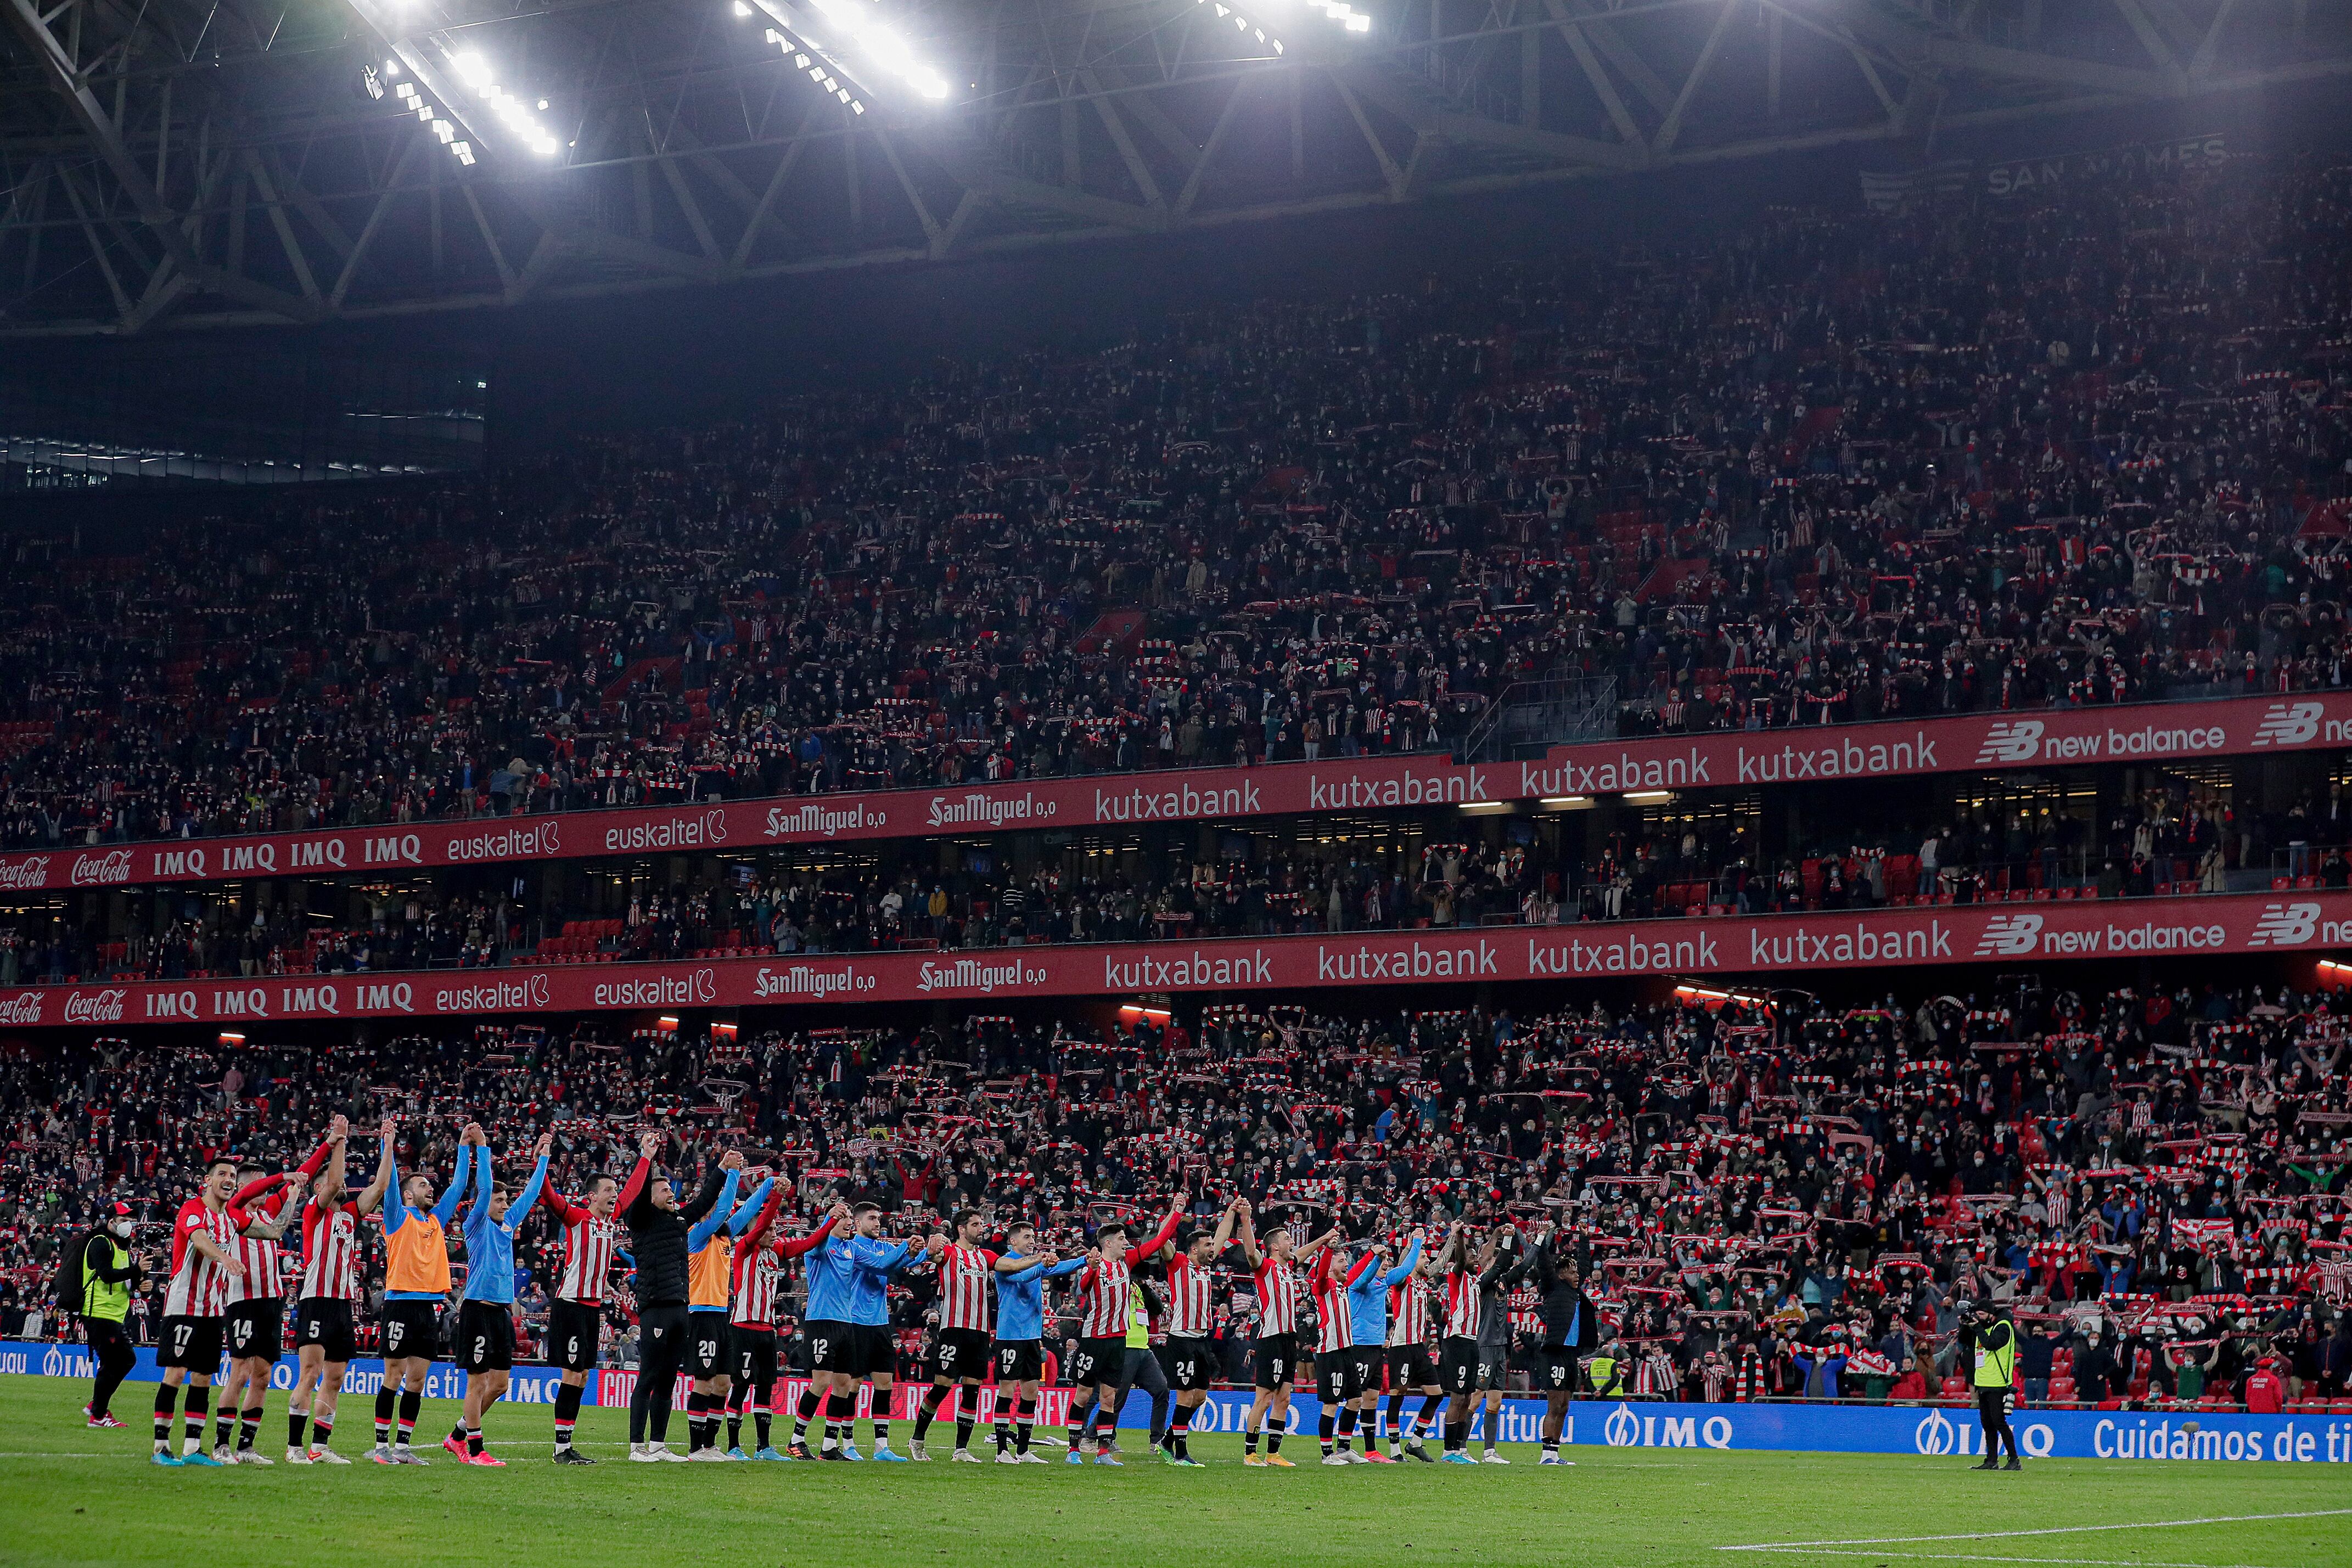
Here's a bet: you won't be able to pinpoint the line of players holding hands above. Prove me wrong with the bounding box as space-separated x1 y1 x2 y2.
105 1118 1602 1469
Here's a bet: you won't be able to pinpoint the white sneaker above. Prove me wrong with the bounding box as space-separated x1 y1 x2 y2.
1342 1449 1369 1464
1018 1451 1049 1464
213 1444 234 1464
235 1449 272 1466
952 1448 984 1463
628 1443 656 1463
686 1447 729 1462
285 1446 313 1465
1321 1453 1352 1466
649 1443 687 1463
310 1446 352 1465
906 1443 931 1462
996 1450 1024 1465
1480 1451 1511 1465
393 1446 430 1465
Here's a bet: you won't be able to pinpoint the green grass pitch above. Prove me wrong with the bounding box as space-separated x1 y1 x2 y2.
0 1376 2344 1568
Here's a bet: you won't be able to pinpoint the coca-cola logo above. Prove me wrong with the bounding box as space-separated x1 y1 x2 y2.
0 856 52 890
63 989 126 1024
0 991 46 1025
70 849 134 886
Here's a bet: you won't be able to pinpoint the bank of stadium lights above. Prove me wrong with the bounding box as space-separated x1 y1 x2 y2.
389 75 478 165
760 24 866 113
743 0 948 108
806 0 951 99
1195 0 1374 51
446 49 564 157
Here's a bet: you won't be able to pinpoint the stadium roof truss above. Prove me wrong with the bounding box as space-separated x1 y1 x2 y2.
1 0 2347 337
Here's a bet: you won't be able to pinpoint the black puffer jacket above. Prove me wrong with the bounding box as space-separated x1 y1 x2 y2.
619 1157 725 1308
1511 1238 1602 1352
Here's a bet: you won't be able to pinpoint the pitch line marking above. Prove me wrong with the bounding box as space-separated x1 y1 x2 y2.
1752 1553 2282 1567
1719 1510 2352 1553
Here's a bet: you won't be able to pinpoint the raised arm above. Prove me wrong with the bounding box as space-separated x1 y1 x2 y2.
1124 1200 1183 1266
468 1144 496 1224
687 1166 744 1252
1384 1232 1425 1286
319 1125 349 1202
294 1131 337 1185
1206 1200 1240 1258
679 1152 738 1227
1234 1202 1262 1267
1344 1247 1377 1288
229 1171 288 1212
778 1213 839 1260
509 1139 551 1221
739 1183 784 1254
726 1175 776 1238
430 1126 476 1226
378 1129 409 1233
541 1181 589 1225
619 1134 659 1227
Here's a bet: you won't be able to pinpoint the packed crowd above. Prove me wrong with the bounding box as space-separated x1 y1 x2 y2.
5 159 2352 854
7 974 2349 1410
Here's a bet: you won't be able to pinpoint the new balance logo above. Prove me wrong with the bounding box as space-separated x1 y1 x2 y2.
2250 701 2323 747
1973 913 2044 957
1973 720 2043 764
2247 901 2320 947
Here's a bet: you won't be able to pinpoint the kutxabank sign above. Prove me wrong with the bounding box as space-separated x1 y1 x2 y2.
1 695 2346 896
3 889 2347 1028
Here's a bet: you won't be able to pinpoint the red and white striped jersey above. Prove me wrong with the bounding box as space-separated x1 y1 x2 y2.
549 1198 620 1305
1309 1253 1354 1355
1073 1251 1136 1339
1254 1256 1305 1336
162 1198 239 1318
299 1198 363 1302
732 1239 785 1328
223 1185 300 1305
1164 1254 1215 1338
934 1244 998 1333
1388 1274 1433 1348
1442 1269 1482 1340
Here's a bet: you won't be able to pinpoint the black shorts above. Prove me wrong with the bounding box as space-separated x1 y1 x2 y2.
379 1299 441 1362
929 1327 990 1381
854 1324 897 1381
548 1299 602 1373
294 1299 357 1363
1318 1346 1378 1404
159 1314 223 1372
993 1339 1043 1383
1167 1335 1215 1393
225 1300 283 1362
1540 1348 1580 1394
686 1316 728 1379
805 1319 858 1375
1440 1337 1495 1396
457 1300 515 1373
1389 1345 1436 1388
1252 1332 1296 1391
732 1326 778 1389
1066 1336 1125 1389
